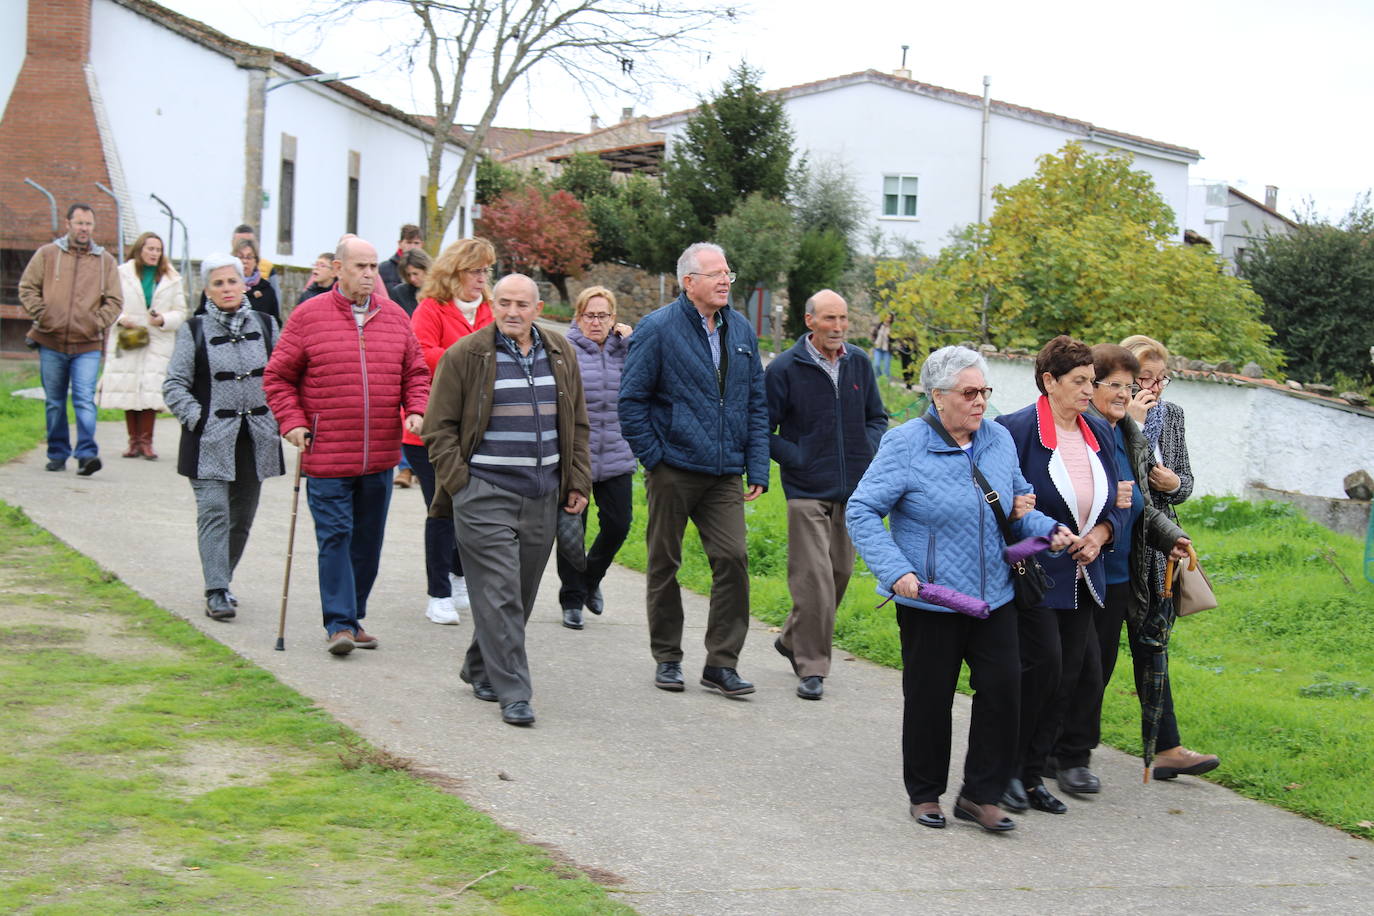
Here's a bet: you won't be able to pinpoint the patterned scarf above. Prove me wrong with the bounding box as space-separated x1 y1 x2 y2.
1142 399 1166 451
206 298 249 336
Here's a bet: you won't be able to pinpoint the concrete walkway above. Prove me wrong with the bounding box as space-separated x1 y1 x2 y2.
4 418 1372 915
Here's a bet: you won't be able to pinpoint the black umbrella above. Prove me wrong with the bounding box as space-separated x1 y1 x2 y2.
1138 555 1182 783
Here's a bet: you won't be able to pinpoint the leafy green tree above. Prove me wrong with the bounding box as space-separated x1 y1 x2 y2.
883 143 1282 371
661 63 795 246
474 157 527 207
785 228 849 336
1241 195 1374 384
785 156 868 333
714 193 798 312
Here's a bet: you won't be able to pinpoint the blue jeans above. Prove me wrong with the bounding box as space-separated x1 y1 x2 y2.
306 470 393 635
39 346 101 462
872 348 892 378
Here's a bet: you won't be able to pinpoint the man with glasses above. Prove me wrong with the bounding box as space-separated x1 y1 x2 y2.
765 290 887 699
620 242 770 697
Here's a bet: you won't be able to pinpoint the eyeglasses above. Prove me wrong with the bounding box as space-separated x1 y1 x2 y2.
689 270 737 284
1093 380 1141 396
940 386 993 401
463 267 493 277
580 312 614 323
1137 375 1171 389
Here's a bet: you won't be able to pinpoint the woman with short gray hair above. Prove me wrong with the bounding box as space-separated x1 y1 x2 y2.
163 254 284 620
848 345 1074 833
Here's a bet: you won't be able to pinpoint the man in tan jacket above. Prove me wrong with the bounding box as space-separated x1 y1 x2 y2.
423 273 590 726
19 204 122 475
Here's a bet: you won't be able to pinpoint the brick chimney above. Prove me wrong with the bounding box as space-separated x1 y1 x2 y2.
0 0 116 252
1264 185 1279 210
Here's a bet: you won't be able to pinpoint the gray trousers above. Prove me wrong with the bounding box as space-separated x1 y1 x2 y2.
779 498 854 677
644 464 751 668
189 475 263 594
453 475 558 707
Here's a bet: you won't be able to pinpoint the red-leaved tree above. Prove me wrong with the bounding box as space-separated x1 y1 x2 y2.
475 187 594 305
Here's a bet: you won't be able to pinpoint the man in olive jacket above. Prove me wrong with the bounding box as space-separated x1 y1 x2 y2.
422 273 590 726
19 204 122 475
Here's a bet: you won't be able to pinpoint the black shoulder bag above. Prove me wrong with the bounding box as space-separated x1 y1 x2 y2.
922 412 1050 611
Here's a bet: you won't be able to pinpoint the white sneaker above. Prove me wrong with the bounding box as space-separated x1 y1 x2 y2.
426 595 460 625
449 574 470 611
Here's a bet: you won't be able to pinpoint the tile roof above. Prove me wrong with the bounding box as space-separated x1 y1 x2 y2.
650 69 1200 161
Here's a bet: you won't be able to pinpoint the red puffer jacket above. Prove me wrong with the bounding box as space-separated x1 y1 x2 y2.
264 287 430 478
401 295 494 447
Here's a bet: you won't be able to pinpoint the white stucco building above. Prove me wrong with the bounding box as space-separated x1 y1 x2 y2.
650 70 1201 256
1 0 470 341
1185 182 1297 273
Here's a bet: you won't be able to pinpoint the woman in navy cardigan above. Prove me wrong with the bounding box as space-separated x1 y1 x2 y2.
995 336 1128 815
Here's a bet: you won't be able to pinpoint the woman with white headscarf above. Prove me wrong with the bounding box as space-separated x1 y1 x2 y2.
163 254 284 621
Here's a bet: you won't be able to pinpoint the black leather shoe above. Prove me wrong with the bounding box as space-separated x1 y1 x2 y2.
205 589 236 620
654 661 684 691
700 666 755 697
45 459 65 472
796 675 824 700
1026 784 1068 814
1056 765 1101 795
471 681 498 702
562 605 584 629
953 796 1015 832
774 637 799 675
910 802 945 828
501 700 535 725
1000 778 1029 812
76 456 102 477
586 586 604 615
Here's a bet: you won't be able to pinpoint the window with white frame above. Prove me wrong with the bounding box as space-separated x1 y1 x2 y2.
882 175 919 218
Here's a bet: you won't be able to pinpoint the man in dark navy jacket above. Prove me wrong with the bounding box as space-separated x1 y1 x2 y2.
765 290 887 700
619 242 769 697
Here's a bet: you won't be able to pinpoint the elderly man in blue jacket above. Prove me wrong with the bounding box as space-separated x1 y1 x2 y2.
765 290 887 700
619 242 770 697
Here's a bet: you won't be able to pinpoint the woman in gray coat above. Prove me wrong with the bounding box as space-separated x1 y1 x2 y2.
163 254 284 620
556 286 635 630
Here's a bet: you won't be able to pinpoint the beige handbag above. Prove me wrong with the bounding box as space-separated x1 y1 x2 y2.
1175 544 1218 616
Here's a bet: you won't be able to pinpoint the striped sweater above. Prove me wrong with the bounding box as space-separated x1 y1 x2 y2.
468 328 560 497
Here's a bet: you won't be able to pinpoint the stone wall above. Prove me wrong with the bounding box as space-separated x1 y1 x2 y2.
1244 485 1371 539
534 263 677 322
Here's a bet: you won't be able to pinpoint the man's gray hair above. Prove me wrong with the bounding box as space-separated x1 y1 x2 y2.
677 242 725 282
805 289 844 315
200 252 245 286
920 345 988 392
493 272 539 301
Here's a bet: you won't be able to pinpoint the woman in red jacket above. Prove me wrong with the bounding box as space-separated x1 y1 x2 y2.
406 237 496 625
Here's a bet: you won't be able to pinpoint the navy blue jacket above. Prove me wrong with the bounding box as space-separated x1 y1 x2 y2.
765 335 887 501
618 293 770 488
995 397 1128 610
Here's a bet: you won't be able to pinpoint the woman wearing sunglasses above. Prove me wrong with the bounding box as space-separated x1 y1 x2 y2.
848 345 1073 833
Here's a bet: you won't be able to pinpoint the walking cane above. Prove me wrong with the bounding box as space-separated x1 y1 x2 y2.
275 439 306 651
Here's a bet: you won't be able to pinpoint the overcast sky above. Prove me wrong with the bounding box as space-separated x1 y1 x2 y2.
165 0 1371 222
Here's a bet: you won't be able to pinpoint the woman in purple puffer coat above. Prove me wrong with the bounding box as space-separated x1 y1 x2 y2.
557 286 636 630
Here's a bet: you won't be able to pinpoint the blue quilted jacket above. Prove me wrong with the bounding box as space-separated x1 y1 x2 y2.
618 293 770 488
846 408 1061 613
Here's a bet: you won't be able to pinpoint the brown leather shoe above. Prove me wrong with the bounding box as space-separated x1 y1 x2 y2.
953 796 1015 832
139 410 158 459
1152 746 1220 780
394 468 414 488
327 630 356 656
353 628 378 649
123 412 140 457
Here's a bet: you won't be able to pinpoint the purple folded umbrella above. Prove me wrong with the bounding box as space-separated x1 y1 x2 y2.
1004 535 1054 565
918 582 991 619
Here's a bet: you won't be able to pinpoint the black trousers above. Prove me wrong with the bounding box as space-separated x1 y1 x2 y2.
402 442 463 597
1056 581 1181 766
556 472 633 608
1015 579 1102 786
898 602 1020 805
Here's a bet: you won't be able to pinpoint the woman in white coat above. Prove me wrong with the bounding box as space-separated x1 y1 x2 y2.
97 232 188 459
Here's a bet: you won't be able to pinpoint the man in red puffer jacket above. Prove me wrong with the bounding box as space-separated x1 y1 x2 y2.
264 237 430 656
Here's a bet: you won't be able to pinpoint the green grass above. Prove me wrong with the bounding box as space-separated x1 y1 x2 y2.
0 365 637 913
593 399 1374 842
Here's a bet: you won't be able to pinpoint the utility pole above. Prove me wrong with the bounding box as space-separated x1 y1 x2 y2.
977 75 992 344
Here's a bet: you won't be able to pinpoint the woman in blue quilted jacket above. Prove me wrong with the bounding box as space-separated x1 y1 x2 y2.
848 346 1074 833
